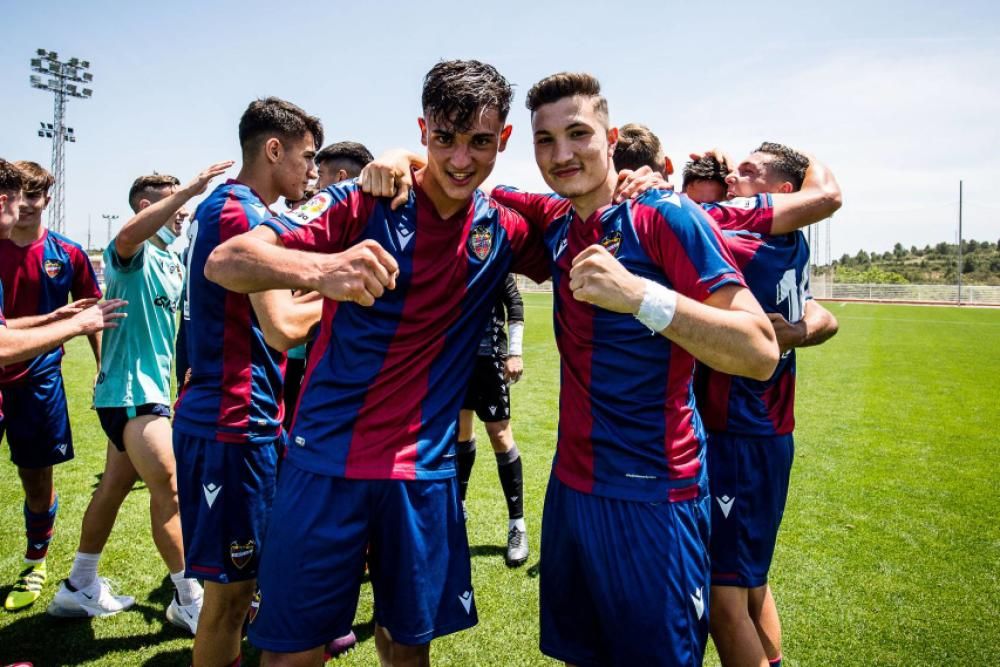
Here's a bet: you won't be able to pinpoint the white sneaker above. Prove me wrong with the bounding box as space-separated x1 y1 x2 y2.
47 578 135 618
165 592 202 634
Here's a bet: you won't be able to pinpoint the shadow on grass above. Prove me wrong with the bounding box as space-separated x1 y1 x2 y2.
469 544 505 558
90 471 147 492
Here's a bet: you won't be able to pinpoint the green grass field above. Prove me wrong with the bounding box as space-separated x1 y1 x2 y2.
1 297 998 666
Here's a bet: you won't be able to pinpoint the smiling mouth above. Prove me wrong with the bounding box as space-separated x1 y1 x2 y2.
447 171 474 185
551 166 581 179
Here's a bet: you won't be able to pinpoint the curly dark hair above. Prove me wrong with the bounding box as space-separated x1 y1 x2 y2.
421 60 513 133
315 141 374 176
613 123 663 173
0 158 24 195
239 97 324 158
755 142 809 191
128 173 181 212
682 156 727 191
525 72 608 125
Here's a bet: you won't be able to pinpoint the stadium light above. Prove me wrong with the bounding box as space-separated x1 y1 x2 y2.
30 48 95 236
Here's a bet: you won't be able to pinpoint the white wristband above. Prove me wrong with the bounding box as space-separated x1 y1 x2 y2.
635 279 677 333
507 321 524 356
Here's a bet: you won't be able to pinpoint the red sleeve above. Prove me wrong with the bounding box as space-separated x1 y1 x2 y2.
494 204 551 284
261 184 374 253
701 194 774 234
70 245 103 300
490 186 571 233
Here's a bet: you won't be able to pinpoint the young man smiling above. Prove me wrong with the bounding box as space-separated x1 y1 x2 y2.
206 60 549 667
491 72 780 666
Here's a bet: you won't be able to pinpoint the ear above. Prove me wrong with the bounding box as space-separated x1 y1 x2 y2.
418 117 428 147
138 198 152 211
264 137 283 164
607 127 619 157
778 181 794 194
498 124 513 152
336 169 349 184
663 156 674 176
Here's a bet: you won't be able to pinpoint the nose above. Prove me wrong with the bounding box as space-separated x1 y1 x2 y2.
724 172 736 186
308 162 319 181
449 143 473 170
553 137 574 165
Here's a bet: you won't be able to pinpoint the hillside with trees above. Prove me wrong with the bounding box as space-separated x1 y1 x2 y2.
826 240 1000 285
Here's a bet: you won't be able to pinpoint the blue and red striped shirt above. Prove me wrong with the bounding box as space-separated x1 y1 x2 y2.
0 229 102 384
696 194 810 436
493 187 744 502
173 180 287 445
262 179 548 480
0 282 5 419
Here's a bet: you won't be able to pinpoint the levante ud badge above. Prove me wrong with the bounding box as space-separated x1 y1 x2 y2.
230 539 256 570
469 225 492 260
248 590 261 624
599 230 622 256
44 259 64 278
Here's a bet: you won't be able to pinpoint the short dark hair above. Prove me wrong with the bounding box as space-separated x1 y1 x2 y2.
315 141 374 176
238 97 324 159
613 123 663 173
128 173 181 212
421 60 513 133
0 158 24 195
682 156 727 191
13 160 54 195
525 72 608 124
754 142 809 191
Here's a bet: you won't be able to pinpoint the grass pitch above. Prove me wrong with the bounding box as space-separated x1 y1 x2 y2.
0 297 997 666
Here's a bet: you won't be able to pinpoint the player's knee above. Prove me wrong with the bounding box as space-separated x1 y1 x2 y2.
710 588 751 627
485 421 512 449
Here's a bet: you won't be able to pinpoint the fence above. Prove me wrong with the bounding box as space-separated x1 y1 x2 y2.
516 276 1000 306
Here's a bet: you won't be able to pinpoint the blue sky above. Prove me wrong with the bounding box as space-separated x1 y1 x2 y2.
1 0 998 259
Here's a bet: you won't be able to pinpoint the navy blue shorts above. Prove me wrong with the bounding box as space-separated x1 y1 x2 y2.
173 431 279 583
707 432 794 588
97 403 171 452
539 475 711 667
0 370 73 469
248 463 477 652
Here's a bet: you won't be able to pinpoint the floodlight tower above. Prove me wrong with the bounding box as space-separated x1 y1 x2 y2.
30 49 94 236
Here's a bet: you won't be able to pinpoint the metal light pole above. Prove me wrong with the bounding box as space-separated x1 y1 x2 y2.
957 180 963 306
30 49 94 236
102 213 119 247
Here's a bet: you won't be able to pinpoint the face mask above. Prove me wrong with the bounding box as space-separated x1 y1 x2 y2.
156 226 178 246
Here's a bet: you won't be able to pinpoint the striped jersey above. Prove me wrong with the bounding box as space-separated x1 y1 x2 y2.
493 187 744 502
173 180 286 444
262 178 549 480
0 229 102 384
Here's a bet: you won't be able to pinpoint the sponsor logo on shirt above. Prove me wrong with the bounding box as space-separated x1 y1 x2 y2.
291 192 333 224
469 225 493 260
44 259 64 278
230 539 256 569
153 295 178 313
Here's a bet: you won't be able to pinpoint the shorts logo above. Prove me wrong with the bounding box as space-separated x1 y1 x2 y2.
230 539 256 570
458 590 473 614
248 589 261 624
291 192 333 224
55 443 68 456
488 405 497 416
716 495 735 519
44 259 64 278
469 226 492 260
691 587 705 620
202 483 222 508
599 230 622 256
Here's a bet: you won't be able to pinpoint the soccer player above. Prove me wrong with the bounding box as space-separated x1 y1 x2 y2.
612 122 674 182
205 59 549 667
172 98 325 667
682 155 728 205
455 272 530 566
46 164 231 630
487 72 781 666
693 143 840 667
0 160 104 611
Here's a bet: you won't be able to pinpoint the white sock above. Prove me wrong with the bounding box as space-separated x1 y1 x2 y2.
170 570 202 606
509 517 526 532
68 551 101 590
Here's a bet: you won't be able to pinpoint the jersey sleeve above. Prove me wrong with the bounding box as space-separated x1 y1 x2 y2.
633 191 745 302
106 240 146 274
491 186 570 233
70 245 103 300
494 203 551 284
701 194 774 234
502 274 524 323
260 183 372 253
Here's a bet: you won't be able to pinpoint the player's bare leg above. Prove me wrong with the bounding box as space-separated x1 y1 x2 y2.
375 625 430 667
77 444 139 554
18 466 56 515
261 646 325 667
749 584 782 663
710 585 769 667
195 580 256 667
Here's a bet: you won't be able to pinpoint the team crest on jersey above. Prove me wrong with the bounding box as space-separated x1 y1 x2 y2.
469 225 493 260
291 191 333 223
44 259 64 278
248 590 261 624
229 539 256 569
599 231 622 256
